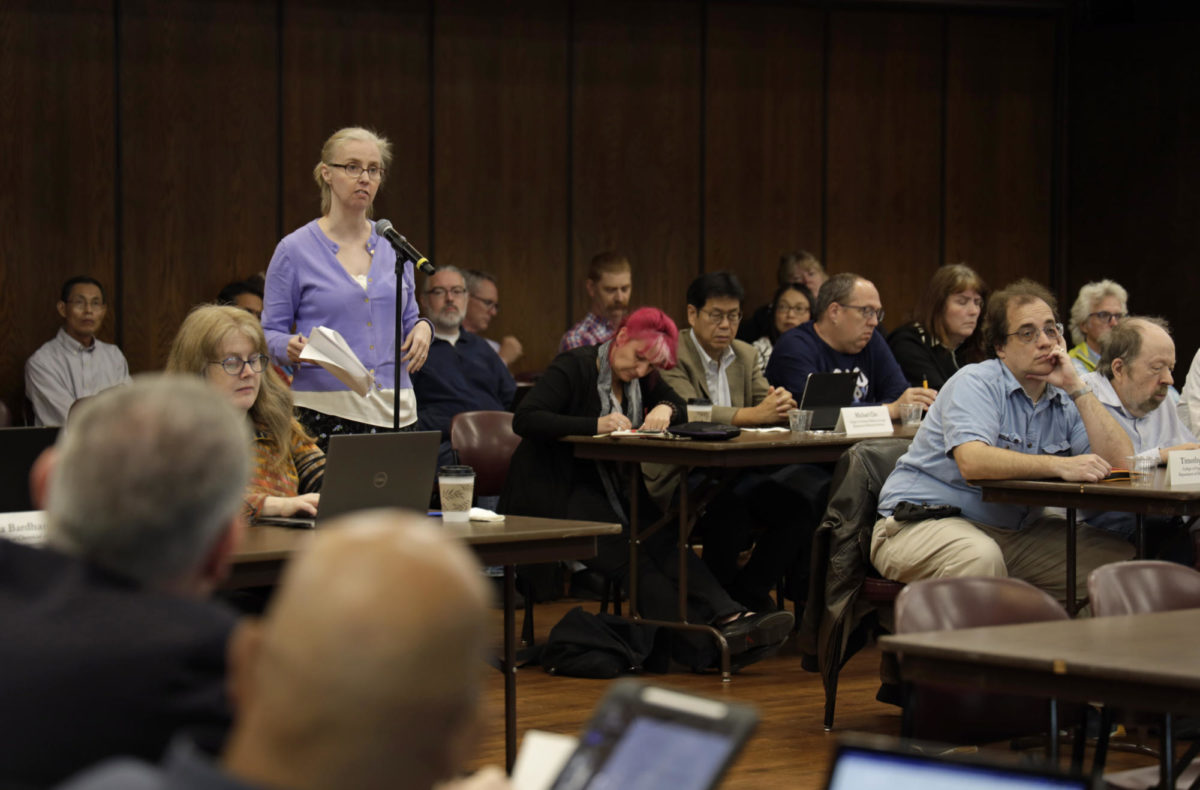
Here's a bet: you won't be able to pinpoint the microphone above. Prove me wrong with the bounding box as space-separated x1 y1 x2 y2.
375 219 436 276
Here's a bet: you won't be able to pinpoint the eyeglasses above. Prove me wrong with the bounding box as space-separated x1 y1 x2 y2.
700 308 742 325
210 354 268 376
837 303 884 323
1088 310 1125 324
470 294 500 312
775 302 810 317
428 286 467 299
1007 322 1064 344
327 162 386 181
66 298 105 311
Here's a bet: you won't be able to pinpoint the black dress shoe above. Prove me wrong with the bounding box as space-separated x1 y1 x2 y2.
718 610 794 655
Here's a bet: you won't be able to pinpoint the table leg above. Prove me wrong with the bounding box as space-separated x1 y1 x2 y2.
1048 697 1059 766
503 564 517 773
1136 513 1146 559
1066 507 1078 617
629 466 640 620
1162 712 1175 790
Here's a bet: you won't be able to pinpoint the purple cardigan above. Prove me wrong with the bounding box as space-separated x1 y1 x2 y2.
263 219 426 394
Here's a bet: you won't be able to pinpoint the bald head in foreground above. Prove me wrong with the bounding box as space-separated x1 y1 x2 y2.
62 510 510 790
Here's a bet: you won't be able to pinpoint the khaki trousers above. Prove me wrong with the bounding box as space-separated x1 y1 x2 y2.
871 514 1135 609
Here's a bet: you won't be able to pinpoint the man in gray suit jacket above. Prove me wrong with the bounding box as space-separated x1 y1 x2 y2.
649 272 808 612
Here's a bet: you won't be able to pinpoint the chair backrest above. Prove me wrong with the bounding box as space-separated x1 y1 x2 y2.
1088 560 1200 617
895 577 1070 744
0 400 11 428
449 410 521 498
896 576 1069 634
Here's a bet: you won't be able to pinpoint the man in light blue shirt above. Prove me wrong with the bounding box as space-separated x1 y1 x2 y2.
871 280 1134 606
1081 317 1199 556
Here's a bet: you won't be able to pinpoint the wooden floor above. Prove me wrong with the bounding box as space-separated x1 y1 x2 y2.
468 597 1164 788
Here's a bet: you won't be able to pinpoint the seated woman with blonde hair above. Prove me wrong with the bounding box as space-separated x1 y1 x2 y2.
167 305 323 519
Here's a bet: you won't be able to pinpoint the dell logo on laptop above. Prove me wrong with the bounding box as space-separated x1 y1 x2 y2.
372 472 388 489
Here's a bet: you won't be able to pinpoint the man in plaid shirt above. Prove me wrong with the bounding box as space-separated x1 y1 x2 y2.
559 251 633 351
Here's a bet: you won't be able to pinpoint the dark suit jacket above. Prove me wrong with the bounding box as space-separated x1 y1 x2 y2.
0 540 235 788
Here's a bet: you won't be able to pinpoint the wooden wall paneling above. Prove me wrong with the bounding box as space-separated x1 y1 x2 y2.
433 0 569 376
0 1 115 417
944 14 1055 294
572 0 703 328
1067 21 1200 361
825 10 943 327
705 2 825 320
119 0 279 374
281 0 430 253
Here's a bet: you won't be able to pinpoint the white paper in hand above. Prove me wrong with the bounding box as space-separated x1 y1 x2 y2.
300 326 375 397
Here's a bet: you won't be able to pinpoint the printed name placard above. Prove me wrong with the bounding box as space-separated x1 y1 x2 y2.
0 511 47 547
835 405 894 437
1167 449 1200 487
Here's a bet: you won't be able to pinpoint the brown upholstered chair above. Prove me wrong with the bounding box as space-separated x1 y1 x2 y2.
1087 560 1200 781
0 400 11 428
1088 560 1200 616
895 577 1081 748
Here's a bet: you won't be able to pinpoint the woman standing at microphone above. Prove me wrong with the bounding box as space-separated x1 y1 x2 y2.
262 127 433 451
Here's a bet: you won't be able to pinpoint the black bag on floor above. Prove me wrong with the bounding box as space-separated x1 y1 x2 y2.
539 606 660 678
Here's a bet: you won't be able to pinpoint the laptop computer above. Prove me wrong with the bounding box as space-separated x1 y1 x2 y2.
0 426 60 512
825 736 1094 790
799 371 859 431
255 430 441 528
547 679 758 790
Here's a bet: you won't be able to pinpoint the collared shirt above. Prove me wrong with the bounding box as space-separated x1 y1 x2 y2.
1082 371 1197 463
688 330 735 407
878 359 1089 530
25 328 131 426
412 329 517 439
559 312 615 352
1069 342 1101 375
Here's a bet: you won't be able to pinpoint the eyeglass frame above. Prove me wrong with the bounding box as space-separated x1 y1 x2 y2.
1005 322 1065 345
427 286 468 299
774 301 811 317
470 293 500 312
699 308 743 325
1087 310 1125 324
209 354 269 376
835 302 884 323
326 162 386 181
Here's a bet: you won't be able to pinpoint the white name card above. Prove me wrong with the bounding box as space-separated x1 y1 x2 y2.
0 511 47 547
835 405 894 437
1167 449 1200 486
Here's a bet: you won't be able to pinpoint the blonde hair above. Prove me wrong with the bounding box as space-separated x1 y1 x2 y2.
313 126 394 217
166 305 309 477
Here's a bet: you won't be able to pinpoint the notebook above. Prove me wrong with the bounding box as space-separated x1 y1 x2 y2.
799 371 859 431
254 430 441 528
0 427 60 512
825 737 1093 790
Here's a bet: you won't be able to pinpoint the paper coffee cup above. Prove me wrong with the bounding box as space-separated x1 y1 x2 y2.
439 464 475 523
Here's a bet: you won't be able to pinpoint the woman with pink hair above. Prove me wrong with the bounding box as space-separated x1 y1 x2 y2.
501 307 793 672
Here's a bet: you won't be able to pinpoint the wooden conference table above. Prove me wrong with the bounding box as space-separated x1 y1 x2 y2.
975 468 1200 615
880 608 1200 788
228 515 622 773
567 426 917 678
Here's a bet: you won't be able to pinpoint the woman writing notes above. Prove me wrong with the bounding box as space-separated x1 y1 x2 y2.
500 308 794 672
888 263 987 390
262 127 432 451
168 305 324 520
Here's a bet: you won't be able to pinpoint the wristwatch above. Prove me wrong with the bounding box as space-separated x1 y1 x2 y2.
1068 385 1092 401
